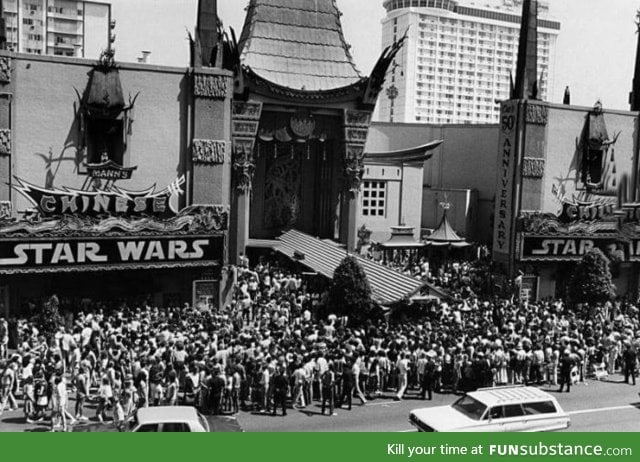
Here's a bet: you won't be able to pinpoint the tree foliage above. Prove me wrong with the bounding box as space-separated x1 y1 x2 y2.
329 256 375 324
568 248 616 305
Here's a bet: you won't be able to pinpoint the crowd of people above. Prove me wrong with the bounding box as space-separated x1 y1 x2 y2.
0 253 639 431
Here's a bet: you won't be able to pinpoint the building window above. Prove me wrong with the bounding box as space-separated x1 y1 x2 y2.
362 181 387 217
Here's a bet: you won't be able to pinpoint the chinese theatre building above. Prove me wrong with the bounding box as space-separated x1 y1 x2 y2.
0 0 400 316
230 0 402 254
492 1 640 300
0 32 234 315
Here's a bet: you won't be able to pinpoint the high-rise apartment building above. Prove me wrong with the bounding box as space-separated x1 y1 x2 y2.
2 0 112 58
377 0 560 124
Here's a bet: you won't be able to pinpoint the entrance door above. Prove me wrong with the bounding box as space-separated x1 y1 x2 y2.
314 141 337 239
253 140 339 239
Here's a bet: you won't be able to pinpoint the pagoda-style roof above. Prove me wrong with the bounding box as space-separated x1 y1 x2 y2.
425 213 471 248
238 0 364 92
380 226 426 249
366 140 443 164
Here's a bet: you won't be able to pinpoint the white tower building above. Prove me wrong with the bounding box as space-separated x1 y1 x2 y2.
377 0 560 124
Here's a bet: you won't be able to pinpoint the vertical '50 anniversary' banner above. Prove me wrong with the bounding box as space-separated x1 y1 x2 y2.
492 100 519 259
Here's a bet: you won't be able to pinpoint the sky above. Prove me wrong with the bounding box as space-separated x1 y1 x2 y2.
106 0 640 110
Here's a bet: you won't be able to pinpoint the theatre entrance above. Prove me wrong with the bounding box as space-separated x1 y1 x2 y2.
250 136 342 241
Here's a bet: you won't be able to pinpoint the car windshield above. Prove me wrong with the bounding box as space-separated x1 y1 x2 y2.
452 395 488 421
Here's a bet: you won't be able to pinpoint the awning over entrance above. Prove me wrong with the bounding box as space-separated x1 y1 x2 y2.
274 229 426 305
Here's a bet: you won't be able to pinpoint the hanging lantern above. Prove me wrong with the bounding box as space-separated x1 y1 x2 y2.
306 143 310 161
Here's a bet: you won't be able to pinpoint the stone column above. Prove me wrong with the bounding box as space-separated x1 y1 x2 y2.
0 53 12 218
230 101 262 264
191 70 233 210
342 109 372 252
190 69 233 309
0 53 13 316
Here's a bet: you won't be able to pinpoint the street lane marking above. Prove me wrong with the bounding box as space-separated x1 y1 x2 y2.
367 400 401 407
568 405 637 416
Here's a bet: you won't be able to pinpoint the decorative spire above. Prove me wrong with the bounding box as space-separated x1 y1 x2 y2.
0 0 6 51
439 194 451 218
630 9 640 111
512 0 539 100
193 0 220 68
563 86 571 105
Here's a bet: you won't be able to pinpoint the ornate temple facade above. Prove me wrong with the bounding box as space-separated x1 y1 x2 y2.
229 0 403 255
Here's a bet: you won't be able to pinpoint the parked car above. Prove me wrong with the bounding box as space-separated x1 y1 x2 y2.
74 406 243 432
409 386 570 432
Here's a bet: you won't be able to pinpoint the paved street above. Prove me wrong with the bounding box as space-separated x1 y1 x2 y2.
1 376 639 432
235 376 640 433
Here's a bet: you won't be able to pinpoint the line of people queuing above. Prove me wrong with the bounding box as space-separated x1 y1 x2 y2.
1 256 639 431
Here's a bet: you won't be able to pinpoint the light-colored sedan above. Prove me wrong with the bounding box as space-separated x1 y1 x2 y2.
410 386 570 432
74 406 242 432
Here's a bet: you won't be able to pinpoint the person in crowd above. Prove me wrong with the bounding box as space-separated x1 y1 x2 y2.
420 355 436 400
558 351 575 393
0 360 18 415
340 361 355 411
73 366 90 421
395 353 410 401
0 318 8 360
209 366 226 416
321 364 336 417
272 366 289 417
623 343 637 386
96 376 113 423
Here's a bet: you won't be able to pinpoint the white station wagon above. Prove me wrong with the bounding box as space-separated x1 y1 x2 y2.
409 386 570 432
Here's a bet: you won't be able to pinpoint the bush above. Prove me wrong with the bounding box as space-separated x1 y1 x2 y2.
329 256 375 325
568 248 616 306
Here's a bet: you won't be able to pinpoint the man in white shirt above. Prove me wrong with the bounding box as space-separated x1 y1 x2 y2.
260 364 271 412
395 353 410 400
0 318 8 360
80 323 93 348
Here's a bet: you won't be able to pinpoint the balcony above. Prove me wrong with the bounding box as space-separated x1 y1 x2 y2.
48 40 80 50
47 11 82 21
